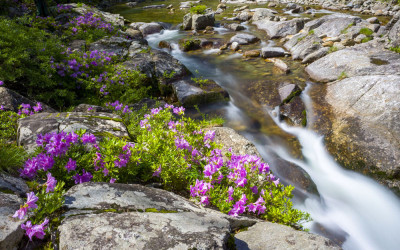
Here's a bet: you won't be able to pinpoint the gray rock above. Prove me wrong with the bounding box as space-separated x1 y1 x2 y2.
192 13 215 30
261 47 286 58
126 2 137 7
152 50 189 81
223 23 246 31
235 221 341 250
59 211 231 250
142 4 166 9
180 0 200 9
172 79 227 107
305 41 400 82
280 96 305 126
388 16 400 47
231 42 240 51
182 13 193 30
0 87 56 113
68 40 86 53
18 112 128 153
305 13 362 38
72 104 111 113
0 193 25 250
278 83 299 102
267 58 290 73
230 33 260 45
323 75 400 192
283 32 306 51
236 11 252 21
89 37 132 57
253 18 305 39
288 35 323 60
302 47 329 64
66 3 124 26
139 22 164 36
0 174 29 196
367 17 379 24
126 28 144 39
128 98 166 112
251 8 276 22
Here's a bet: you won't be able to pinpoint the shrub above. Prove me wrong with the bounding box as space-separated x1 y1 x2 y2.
0 18 70 107
190 5 207 15
389 46 400 53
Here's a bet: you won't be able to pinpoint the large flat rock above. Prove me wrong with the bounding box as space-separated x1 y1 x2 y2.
59 211 231 250
235 221 341 250
253 18 305 39
0 87 55 113
17 112 128 153
305 41 400 82
323 75 400 192
304 13 361 38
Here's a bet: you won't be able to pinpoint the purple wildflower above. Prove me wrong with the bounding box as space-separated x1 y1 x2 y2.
45 173 57 193
72 169 93 184
81 133 96 144
173 106 185 115
0 80 3 85
21 218 49 241
65 158 76 172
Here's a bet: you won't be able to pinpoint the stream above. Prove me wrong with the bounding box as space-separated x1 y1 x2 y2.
111 2 400 249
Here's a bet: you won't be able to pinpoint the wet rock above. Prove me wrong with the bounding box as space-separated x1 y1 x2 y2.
230 33 260 45
182 13 193 30
304 13 361 38
244 50 260 57
305 41 400 82
89 37 132 57
126 28 144 39
17 112 128 153
231 42 240 51
152 50 189 81
158 40 171 49
266 58 290 74
235 221 341 250
278 83 300 103
0 174 29 196
0 193 25 250
72 104 111 113
172 79 227 107
261 47 286 58
0 87 56 113
179 39 201 51
139 22 164 36
223 23 246 31
284 33 306 51
251 8 277 22
200 39 214 49
128 98 166 112
280 96 305 126
323 75 400 192
254 18 305 39
130 22 146 30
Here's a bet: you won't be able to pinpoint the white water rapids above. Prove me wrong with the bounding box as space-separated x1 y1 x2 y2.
146 30 400 250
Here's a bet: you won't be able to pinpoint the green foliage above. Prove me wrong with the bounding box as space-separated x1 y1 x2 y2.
0 17 68 107
0 111 20 142
359 27 373 36
179 39 201 52
0 143 27 173
329 46 338 53
31 181 66 225
308 29 315 35
341 23 354 34
338 71 348 80
190 5 207 15
389 46 400 53
162 70 176 79
191 76 211 88
361 37 373 43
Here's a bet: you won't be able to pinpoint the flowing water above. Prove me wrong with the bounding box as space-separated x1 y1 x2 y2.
111 3 400 249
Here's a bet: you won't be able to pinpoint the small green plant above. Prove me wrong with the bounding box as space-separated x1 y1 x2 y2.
308 29 315 35
163 70 176 79
341 23 354 34
0 143 27 173
190 5 207 15
179 39 201 52
361 37 373 43
297 35 305 42
389 46 400 53
359 27 373 36
338 71 348 80
329 46 339 53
